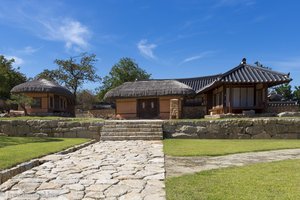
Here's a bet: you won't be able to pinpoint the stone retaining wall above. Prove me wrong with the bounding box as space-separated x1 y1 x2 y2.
1 118 300 140
163 118 300 139
0 120 103 140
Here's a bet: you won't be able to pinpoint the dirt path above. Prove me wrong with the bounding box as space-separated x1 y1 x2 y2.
166 148 300 177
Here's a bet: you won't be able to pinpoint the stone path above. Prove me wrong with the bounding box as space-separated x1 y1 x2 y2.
0 141 165 200
166 148 300 177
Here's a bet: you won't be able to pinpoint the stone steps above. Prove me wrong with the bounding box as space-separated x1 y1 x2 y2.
100 120 163 140
102 132 163 136
103 124 162 128
100 135 163 141
101 127 162 132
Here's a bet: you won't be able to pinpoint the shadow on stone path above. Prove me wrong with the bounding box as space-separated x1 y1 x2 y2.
0 141 165 200
166 148 300 177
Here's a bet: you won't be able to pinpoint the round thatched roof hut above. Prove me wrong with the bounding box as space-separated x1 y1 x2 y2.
104 80 196 100
11 79 75 116
11 79 73 98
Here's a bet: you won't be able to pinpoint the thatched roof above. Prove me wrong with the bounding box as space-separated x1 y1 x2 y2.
11 79 74 98
104 80 196 100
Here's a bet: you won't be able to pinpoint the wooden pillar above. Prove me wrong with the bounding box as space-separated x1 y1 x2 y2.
229 85 232 113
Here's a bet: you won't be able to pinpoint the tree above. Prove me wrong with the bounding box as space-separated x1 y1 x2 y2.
0 55 27 99
273 83 293 101
77 90 97 110
293 86 300 103
35 69 60 83
7 94 33 116
97 57 151 100
36 53 101 99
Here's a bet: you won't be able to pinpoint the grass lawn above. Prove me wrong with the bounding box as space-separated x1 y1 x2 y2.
164 139 300 156
0 116 104 122
0 136 90 170
166 159 300 200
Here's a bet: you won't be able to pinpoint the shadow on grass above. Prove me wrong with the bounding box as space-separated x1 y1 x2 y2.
0 136 64 148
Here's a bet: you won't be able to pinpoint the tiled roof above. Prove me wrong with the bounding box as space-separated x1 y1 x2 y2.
220 64 291 84
176 75 221 93
177 64 292 94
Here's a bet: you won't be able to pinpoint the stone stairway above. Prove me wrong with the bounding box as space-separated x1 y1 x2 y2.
100 120 163 140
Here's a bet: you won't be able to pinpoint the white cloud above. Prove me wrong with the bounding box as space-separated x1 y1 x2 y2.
40 18 90 51
0 2 91 52
5 55 24 66
215 0 255 7
181 51 215 64
19 46 40 54
137 39 157 59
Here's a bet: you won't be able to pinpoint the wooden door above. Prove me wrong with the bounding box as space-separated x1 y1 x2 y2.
137 98 159 119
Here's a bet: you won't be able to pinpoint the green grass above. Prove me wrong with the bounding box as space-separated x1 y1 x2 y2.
164 139 300 157
0 136 90 169
0 116 104 122
0 116 67 121
166 159 300 200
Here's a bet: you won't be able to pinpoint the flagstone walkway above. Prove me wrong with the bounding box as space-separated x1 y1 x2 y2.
166 148 300 177
0 141 165 200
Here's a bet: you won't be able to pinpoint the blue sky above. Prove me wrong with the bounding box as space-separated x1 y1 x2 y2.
1 0 300 90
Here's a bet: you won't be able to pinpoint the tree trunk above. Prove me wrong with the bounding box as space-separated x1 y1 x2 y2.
20 104 28 116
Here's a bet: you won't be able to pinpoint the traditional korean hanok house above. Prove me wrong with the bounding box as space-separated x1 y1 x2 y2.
11 79 75 116
178 58 292 115
104 80 195 119
104 58 292 119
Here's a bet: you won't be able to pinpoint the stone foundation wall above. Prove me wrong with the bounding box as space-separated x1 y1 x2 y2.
163 118 300 139
0 120 103 140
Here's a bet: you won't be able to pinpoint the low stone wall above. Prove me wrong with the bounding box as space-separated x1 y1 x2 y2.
266 102 299 113
0 120 103 140
163 118 300 139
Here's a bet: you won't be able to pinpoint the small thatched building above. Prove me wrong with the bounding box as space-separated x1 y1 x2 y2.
11 79 75 116
105 80 195 119
104 58 292 119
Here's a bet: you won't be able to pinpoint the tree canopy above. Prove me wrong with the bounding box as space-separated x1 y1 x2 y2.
273 83 293 101
7 94 33 116
270 83 300 103
97 57 151 100
0 55 27 99
35 69 60 83
36 53 101 99
293 86 300 103
77 90 97 110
